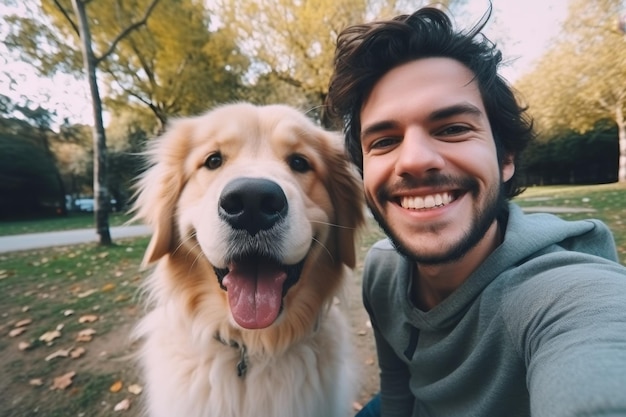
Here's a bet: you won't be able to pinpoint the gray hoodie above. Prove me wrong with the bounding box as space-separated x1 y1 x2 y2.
363 203 626 417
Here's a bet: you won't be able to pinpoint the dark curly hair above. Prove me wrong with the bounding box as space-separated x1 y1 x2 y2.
325 6 534 199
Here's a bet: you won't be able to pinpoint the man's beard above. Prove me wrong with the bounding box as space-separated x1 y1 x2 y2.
367 175 508 265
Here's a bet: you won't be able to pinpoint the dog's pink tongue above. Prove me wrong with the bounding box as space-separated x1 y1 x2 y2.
222 259 287 329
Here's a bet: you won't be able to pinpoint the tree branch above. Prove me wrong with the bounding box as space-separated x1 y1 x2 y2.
53 0 80 36
96 0 160 65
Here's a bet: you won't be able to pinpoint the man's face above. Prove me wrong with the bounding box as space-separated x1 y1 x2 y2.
360 58 514 264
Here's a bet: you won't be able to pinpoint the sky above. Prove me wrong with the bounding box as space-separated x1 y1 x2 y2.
0 0 569 127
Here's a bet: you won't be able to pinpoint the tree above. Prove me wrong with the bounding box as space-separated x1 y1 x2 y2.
72 0 160 243
0 98 66 218
213 0 465 123
100 0 249 130
0 134 65 218
0 95 68 216
106 106 156 209
515 0 626 183
54 121 93 198
5 0 160 244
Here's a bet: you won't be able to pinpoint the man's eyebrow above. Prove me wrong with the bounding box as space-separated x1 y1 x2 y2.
360 103 484 141
429 103 483 121
360 121 398 141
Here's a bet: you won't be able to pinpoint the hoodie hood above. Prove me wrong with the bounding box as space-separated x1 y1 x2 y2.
399 202 619 329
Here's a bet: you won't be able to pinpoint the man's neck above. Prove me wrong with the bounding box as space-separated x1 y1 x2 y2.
413 220 503 311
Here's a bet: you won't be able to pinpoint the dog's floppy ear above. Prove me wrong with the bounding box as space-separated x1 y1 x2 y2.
131 119 192 267
324 133 365 269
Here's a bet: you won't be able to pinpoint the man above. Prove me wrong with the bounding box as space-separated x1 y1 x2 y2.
325 6 626 417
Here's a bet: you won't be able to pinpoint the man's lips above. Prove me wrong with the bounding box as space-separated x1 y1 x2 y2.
399 191 458 210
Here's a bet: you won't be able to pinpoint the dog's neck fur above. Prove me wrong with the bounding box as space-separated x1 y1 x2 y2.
213 312 324 378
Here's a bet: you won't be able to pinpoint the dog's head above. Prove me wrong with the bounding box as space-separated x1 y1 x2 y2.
133 103 364 331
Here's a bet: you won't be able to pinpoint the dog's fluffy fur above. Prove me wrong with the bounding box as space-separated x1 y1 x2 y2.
132 103 364 417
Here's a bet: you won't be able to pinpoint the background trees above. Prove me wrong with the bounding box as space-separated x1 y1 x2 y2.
515 0 626 183
0 96 66 218
101 0 250 130
2 0 624 227
7 0 162 243
213 0 464 121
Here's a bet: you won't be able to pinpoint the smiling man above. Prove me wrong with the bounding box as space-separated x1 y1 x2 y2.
326 6 626 417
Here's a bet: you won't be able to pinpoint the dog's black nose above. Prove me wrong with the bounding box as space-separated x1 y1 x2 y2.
219 178 288 236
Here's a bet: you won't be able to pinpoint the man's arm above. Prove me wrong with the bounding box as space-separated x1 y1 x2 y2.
509 264 626 416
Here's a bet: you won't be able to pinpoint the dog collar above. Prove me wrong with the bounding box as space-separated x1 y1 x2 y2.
214 332 248 378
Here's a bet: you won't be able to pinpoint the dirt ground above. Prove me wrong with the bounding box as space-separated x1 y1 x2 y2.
0 222 383 417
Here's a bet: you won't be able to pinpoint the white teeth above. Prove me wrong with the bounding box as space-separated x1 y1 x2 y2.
401 192 453 209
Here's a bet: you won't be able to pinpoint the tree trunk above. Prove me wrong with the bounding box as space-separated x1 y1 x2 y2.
72 0 112 245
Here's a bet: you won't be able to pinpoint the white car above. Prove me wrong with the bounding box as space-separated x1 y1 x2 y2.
73 198 117 212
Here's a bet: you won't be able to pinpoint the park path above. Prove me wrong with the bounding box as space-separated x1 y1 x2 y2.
0 206 594 255
0 225 151 254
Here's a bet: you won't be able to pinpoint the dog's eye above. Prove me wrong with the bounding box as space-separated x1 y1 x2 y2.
288 154 311 173
204 152 223 170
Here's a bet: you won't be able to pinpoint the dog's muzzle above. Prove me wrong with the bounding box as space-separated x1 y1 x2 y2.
219 177 288 236
215 178 302 330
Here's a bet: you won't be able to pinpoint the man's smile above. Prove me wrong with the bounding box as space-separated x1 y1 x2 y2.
400 191 456 210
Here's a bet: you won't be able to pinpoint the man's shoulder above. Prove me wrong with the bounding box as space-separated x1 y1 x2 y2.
363 239 407 294
365 238 404 269
370 238 396 251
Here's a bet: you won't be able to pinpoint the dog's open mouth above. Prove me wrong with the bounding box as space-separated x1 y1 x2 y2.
214 256 304 330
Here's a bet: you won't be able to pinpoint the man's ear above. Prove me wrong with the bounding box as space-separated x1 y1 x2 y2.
502 154 515 182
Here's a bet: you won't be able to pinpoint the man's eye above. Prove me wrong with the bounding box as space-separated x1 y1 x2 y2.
438 125 470 136
371 137 398 149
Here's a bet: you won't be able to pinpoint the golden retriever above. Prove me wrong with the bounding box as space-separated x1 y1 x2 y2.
132 103 364 417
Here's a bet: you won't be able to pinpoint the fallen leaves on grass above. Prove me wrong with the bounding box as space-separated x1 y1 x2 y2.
110 380 123 393
127 384 143 395
77 289 97 298
15 318 33 327
69 346 86 358
45 346 86 361
45 347 72 361
8 318 32 337
114 398 131 411
29 378 44 387
78 314 99 323
9 327 27 337
76 328 96 342
51 371 75 390
39 329 62 343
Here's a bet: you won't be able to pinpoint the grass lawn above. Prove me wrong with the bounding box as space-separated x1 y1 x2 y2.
0 236 150 417
0 212 136 237
514 182 626 264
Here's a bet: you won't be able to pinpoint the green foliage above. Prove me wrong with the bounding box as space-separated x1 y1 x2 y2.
522 121 619 185
514 0 626 182
216 0 370 115
516 0 626 134
0 133 64 218
4 6 83 76
100 0 250 127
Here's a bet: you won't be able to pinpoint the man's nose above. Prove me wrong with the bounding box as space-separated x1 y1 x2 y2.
394 126 446 176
